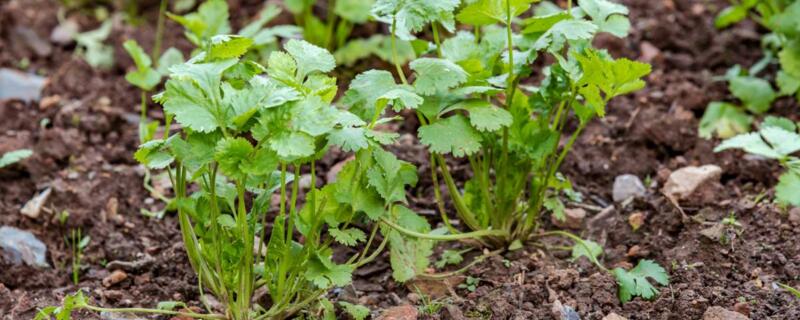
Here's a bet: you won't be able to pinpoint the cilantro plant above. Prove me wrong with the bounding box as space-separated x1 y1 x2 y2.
368 0 669 302
285 0 374 51
168 0 302 64
700 0 800 139
73 19 114 69
40 37 412 319
715 116 800 207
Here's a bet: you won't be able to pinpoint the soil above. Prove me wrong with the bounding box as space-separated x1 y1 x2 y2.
1 0 799 319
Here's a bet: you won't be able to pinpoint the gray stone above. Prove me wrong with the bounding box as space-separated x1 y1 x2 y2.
613 174 646 202
663 165 723 201
0 68 47 101
51 18 79 45
13 27 52 57
0 226 49 267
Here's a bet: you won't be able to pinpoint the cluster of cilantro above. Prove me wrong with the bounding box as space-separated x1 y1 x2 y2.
131 35 425 319
363 0 669 304
700 0 800 139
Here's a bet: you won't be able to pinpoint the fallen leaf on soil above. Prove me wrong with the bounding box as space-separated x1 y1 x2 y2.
628 212 645 231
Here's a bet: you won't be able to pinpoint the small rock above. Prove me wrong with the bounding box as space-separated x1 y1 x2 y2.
326 156 354 183
639 41 661 64
733 301 750 317
551 300 581 320
20 187 52 219
406 292 420 304
662 165 722 201
628 212 645 231
39 95 61 109
51 18 79 44
104 197 120 224
377 304 418 320
699 223 725 242
445 305 466 320
613 174 646 202
13 27 52 57
602 313 627 320
0 68 47 101
102 270 128 287
105 254 155 272
691 3 706 15
702 306 749 320
552 208 586 230
0 226 49 267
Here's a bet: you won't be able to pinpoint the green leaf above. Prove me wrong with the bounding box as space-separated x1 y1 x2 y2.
613 259 669 303
335 0 375 23
306 252 354 288
447 100 513 132
216 214 236 229
435 249 465 268
214 137 254 177
163 59 238 132
338 302 370 320
522 11 571 34
385 206 433 282
134 139 174 169
239 4 282 38
270 131 317 161
285 39 336 79
776 170 800 207
366 149 418 204
328 127 370 152
729 76 776 114
329 228 367 246
157 47 185 75
291 95 339 136
418 115 483 157
578 0 631 37
168 0 231 45
715 5 749 29
716 125 800 159
372 0 460 40
698 102 752 139
456 0 536 26
208 35 254 60
575 49 651 116
410 58 468 95
767 1 800 36
778 283 800 298
570 238 602 262
534 19 598 51
762 116 796 132
543 197 565 221
122 40 152 71
0 149 33 168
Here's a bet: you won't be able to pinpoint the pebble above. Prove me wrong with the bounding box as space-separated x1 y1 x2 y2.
662 165 722 201
102 270 129 287
602 313 627 320
51 18 80 44
0 226 49 267
613 174 646 202
376 304 418 320
551 300 581 320
20 187 52 219
552 208 586 230
298 173 314 190
0 68 47 101
12 27 52 57
628 212 645 231
702 306 749 320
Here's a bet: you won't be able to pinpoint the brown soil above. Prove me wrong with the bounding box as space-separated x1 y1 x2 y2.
0 0 798 319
